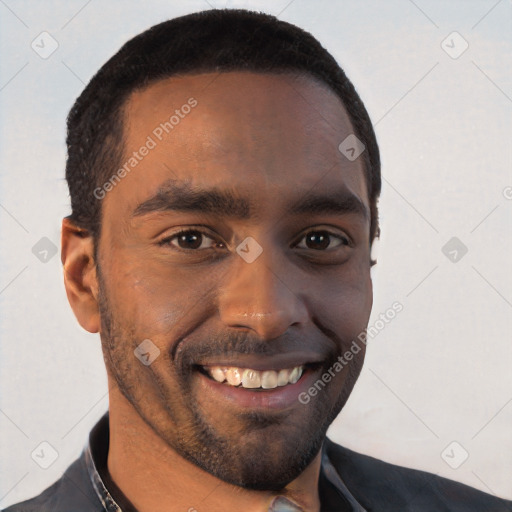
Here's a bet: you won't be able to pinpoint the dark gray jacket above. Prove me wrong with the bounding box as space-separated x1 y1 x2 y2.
3 411 511 511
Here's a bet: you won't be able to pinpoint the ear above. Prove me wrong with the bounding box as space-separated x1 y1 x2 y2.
61 217 101 333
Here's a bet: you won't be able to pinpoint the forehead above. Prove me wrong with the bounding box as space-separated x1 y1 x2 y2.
103 71 368 224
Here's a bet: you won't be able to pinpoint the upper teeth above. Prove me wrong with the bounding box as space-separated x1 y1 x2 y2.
206 366 304 389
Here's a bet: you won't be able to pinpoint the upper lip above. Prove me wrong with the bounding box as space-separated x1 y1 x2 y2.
196 351 324 372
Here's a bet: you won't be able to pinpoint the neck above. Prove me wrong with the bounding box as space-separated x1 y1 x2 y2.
106 379 322 512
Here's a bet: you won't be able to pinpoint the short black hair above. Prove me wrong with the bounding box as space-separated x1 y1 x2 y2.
65 8 381 250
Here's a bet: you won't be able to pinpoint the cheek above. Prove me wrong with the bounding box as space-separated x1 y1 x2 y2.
102 253 222 342
312 266 373 336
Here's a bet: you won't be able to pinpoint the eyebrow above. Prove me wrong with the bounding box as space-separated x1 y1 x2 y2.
132 180 252 219
131 179 369 222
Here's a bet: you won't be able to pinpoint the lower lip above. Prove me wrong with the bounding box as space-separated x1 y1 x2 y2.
196 368 317 410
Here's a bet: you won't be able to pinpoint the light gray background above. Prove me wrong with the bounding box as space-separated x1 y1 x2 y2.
1 0 511 508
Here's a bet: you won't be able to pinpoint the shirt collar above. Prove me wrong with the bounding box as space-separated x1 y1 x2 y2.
83 410 366 512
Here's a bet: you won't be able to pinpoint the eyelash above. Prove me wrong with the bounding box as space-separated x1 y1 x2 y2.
158 228 351 252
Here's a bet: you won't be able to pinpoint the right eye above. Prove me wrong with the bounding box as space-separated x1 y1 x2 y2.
158 229 226 251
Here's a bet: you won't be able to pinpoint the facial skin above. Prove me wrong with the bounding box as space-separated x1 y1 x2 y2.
61 71 373 512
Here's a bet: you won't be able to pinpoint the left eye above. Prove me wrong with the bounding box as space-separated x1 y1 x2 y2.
295 230 349 251
160 230 224 250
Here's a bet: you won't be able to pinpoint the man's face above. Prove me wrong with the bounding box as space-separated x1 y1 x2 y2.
96 72 373 490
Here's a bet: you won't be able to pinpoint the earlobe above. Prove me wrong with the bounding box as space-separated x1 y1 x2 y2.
61 217 101 333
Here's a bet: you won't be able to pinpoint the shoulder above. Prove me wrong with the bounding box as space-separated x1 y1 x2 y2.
2 455 103 512
324 437 512 512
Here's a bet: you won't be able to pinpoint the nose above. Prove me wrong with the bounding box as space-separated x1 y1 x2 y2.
218 248 309 340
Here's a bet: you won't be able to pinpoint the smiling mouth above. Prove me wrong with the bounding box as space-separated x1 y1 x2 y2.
198 365 310 390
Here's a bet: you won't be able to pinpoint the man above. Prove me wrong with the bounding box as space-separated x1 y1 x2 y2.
4 8 511 512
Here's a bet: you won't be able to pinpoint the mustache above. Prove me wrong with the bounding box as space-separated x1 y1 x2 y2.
173 327 343 369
